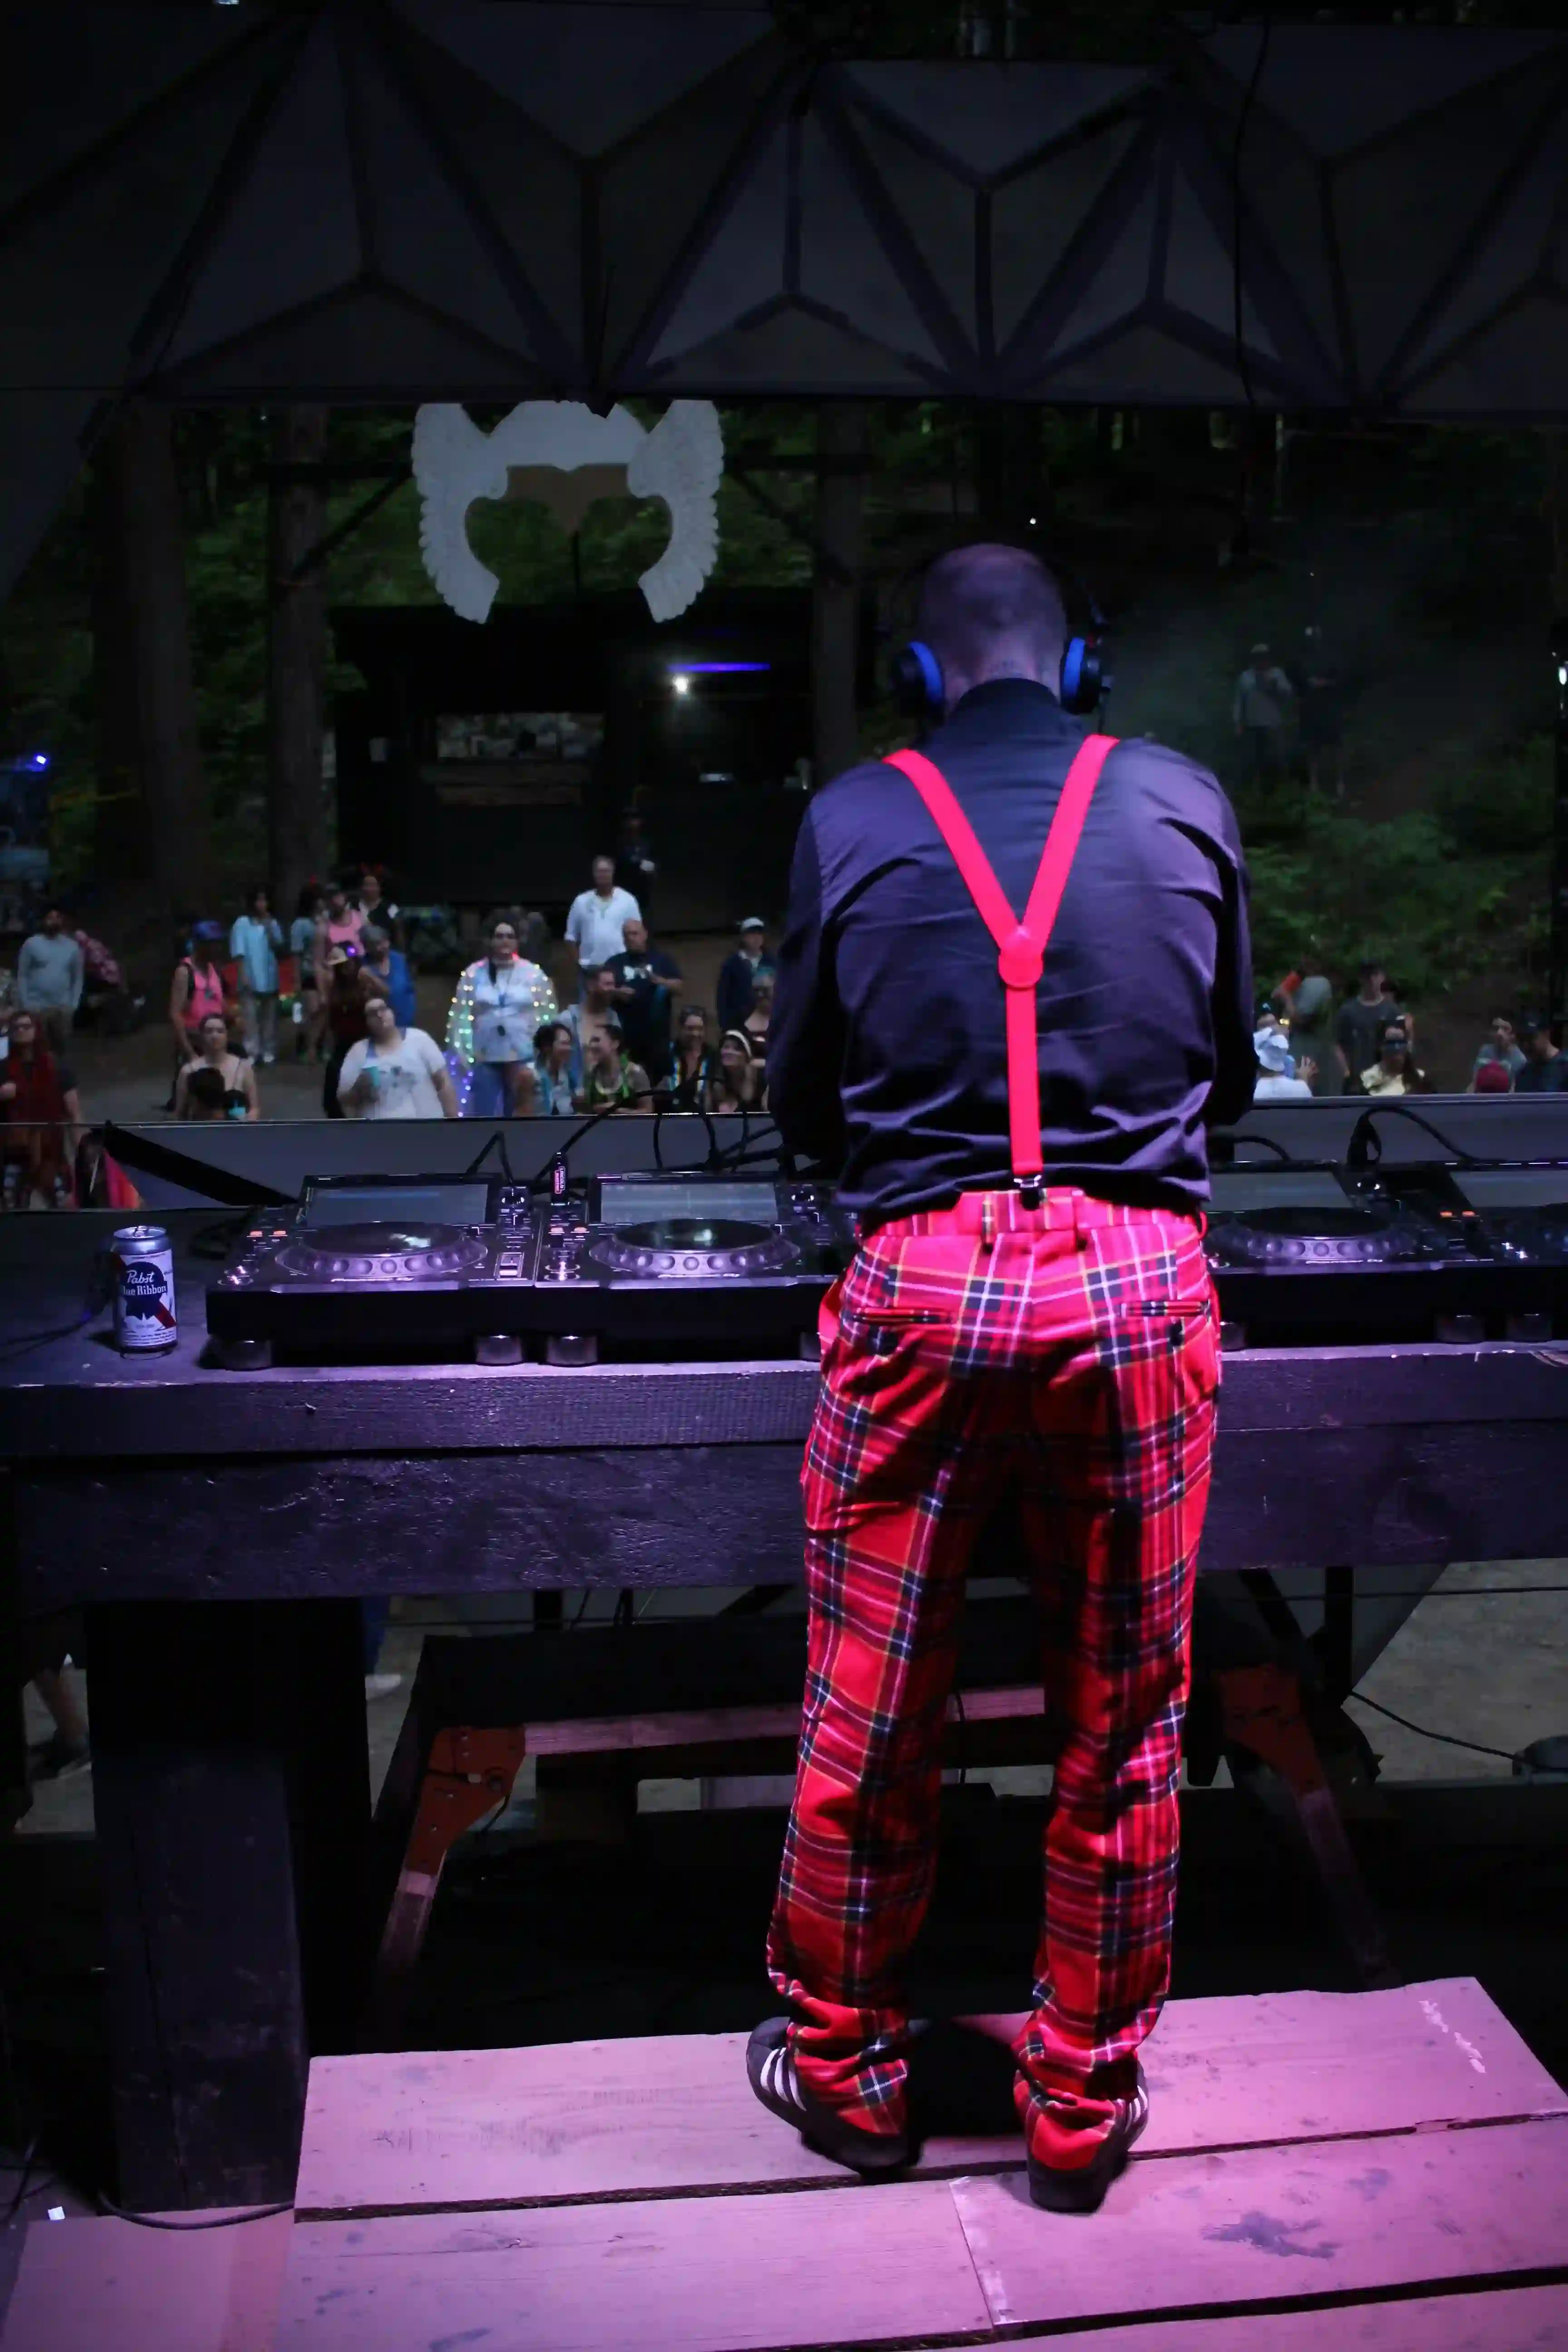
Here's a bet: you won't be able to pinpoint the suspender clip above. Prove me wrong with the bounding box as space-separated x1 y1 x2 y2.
1014 1175 1044 1210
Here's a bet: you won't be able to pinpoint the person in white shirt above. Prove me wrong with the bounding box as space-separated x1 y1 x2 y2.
1252 1026 1316 1101
339 993 458 1119
564 856 640 988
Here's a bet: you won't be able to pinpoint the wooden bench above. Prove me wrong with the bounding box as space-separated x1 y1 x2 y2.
358 1597 1390 2045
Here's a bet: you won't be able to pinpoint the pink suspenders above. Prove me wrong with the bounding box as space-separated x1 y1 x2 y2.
882 735 1119 1195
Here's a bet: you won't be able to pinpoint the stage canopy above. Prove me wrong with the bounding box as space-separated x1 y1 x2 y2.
4 3 1568 591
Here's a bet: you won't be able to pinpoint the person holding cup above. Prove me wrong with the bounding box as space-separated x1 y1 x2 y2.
338 990 457 1119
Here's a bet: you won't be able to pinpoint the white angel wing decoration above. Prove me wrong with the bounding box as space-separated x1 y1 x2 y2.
627 402 724 623
411 397 723 625
412 405 512 625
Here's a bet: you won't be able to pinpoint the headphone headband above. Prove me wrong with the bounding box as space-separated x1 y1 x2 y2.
885 538 1107 724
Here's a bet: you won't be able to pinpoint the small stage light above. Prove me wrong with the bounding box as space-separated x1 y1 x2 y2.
671 673 691 696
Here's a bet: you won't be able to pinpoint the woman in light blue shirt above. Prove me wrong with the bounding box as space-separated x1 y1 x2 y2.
230 887 284 1063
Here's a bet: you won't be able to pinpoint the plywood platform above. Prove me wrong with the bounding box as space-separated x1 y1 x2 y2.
6 1978 1567 2352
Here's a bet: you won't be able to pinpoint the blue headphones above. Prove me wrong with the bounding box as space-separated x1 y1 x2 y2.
892 628 1104 720
890 544 1109 721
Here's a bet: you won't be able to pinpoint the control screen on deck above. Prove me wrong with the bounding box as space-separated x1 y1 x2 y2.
1209 1170 1350 1216
303 1183 493 1229
1453 1170 1568 1210
598 1181 777 1229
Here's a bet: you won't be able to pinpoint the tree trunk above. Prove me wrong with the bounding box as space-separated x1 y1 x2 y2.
810 404 867 791
267 407 331 920
88 430 150 881
112 404 213 915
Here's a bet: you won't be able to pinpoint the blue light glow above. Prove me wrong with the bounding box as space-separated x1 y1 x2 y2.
667 662 771 676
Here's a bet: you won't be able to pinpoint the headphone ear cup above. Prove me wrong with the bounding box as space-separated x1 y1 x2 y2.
891 640 944 716
1060 637 1102 716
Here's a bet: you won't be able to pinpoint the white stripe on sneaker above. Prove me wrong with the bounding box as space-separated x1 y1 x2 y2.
762 2043 803 2114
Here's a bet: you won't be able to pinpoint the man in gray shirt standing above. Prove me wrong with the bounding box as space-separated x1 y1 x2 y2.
1232 642 1295 785
17 905 83 1054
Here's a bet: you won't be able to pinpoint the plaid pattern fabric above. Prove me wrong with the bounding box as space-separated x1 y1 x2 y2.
766 1188 1220 2169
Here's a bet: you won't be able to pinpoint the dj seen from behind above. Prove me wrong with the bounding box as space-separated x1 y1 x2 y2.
750 543 1255 2217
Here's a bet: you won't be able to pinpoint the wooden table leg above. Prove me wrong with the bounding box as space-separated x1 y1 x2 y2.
83 1597 369 2210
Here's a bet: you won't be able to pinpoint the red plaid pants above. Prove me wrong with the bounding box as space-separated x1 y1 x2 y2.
766 1188 1220 2170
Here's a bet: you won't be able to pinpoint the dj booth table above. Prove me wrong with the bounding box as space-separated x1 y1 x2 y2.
3 1210 1567 2210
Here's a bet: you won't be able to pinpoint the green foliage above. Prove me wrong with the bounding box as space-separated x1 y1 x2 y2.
1244 787 1544 1001
1426 733 1552 855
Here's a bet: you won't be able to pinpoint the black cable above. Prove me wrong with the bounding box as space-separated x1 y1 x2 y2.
528 1086 665 1188
953 1687 967 1787
95 2195 292 2230
2 2135 40 2226
1219 1130 1295 1164
1348 1692 1518 1764
1344 1099 1484 1171
463 1127 516 1182
0 1310 97 1366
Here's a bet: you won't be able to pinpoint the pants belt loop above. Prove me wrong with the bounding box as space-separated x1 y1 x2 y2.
980 1196 996 1251
1073 1193 1090 1250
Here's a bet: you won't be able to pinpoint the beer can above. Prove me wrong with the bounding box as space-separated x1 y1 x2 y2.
111 1225 178 1354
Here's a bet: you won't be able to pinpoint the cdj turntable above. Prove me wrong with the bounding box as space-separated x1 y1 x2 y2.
206 1174 542 1365
206 1169 854 1366
1205 1161 1563 1344
528 1173 855 1357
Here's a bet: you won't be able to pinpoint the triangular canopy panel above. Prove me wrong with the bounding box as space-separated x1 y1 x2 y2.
5 4 1568 591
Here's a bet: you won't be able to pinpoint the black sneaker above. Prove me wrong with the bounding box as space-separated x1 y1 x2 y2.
746 2018 911 2176
1025 2065 1149 2213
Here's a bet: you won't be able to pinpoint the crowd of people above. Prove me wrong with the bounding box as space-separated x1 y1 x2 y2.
1253 960 1568 1104
6 840 1567 1207
158 855 782 1132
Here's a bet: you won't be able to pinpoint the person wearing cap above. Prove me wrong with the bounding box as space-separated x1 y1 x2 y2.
1358 1019 1428 1097
169 921 233 1086
752 543 1253 2212
322 940 389 1118
1473 1058 1513 1095
1232 641 1295 784
1514 1012 1568 1093
1252 1026 1315 1100
717 917 773 1037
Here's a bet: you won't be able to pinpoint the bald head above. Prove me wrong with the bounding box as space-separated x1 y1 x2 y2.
916 544 1068 713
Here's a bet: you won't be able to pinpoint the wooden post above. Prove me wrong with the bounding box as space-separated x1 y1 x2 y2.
83 1596 370 2208
110 404 214 915
809 404 867 791
267 407 331 918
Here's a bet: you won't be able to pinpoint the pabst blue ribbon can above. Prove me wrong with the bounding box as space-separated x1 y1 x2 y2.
111 1225 178 1354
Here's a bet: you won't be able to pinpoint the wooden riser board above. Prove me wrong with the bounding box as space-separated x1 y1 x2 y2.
1008 2287 1568 2351
274 2120 1568 2351
0 2208 291 2352
295 1976 1567 2216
